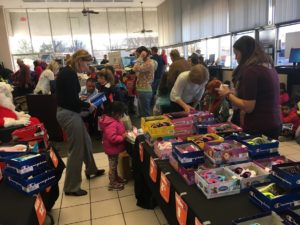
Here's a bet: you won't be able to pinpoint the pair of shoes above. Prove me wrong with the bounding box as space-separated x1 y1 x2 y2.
116 176 127 184
108 182 124 191
65 189 88 196
85 169 105 180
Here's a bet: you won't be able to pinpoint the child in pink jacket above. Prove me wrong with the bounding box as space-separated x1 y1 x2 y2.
99 101 127 191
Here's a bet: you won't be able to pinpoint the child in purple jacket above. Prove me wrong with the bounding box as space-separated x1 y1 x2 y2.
99 101 128 191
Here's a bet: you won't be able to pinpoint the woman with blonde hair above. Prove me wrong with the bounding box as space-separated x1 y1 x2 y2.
34 60 59 94
56 49 105 196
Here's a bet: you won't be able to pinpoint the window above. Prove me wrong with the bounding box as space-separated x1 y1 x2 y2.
49 9 73 54
89 9 110 62
195 40 207 60
69 9 92 53
219 35 231 67
107 8 128 50
277 23 300 65
27 9 53 54
8 9 32 54
207 38 219 65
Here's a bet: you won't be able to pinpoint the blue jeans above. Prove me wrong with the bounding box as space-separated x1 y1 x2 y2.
137 91 152 117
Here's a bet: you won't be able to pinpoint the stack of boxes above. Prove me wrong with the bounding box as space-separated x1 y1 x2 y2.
4 153 56 195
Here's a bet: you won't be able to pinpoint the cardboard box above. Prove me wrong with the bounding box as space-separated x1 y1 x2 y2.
271 162 300 189
284 206 300 225
187 133 224 149
5 167 56 195
207 122 242 134
5 154 48 176
195 167 240 199
153 137 182 159
204 140 249 165
169 154 197 185
232 211 285 225
164 111 194 126
254 155 292 173
141 116 168 133
249 183 300 212
173 141 204 159
172 151 204 168
238 135 279 157
228 162 270 190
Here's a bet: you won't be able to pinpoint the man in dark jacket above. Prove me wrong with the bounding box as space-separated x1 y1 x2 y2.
166 49 190 92
151 47 164 96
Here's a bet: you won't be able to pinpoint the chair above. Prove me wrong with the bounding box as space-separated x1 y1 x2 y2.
26 94 64 142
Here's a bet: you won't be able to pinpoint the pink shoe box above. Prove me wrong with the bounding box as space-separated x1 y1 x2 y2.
194 167 240 199
207 122 242 134
253 156 292 173
227 162 270 190
193 111 215 124
204 140 249 165
164 111 194 126
174 123 195 137
153 137 182 159
169 154 197 185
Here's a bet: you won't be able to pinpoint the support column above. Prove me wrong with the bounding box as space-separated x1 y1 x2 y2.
0 6 13 70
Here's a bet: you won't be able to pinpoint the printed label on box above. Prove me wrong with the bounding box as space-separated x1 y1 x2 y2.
149 157 157 183
160 172 170 203
50 147 58 168
34 194 46 225
175 192 188 225
139 143 144 163
195 217 202 225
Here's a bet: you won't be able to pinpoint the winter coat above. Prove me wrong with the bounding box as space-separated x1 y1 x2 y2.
99 115 125 155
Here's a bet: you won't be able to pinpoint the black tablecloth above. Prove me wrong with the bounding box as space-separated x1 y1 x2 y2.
0 181 39 225
133 136 261 225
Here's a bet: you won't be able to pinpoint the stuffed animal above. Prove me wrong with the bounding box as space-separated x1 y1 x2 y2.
0 82 39 128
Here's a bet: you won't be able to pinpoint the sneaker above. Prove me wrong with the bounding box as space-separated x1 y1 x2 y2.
116 176 127 184
108 182 124 191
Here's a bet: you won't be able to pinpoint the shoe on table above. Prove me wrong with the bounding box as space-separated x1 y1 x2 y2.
85 169 105 180
108 182 124 191
65 189 88 196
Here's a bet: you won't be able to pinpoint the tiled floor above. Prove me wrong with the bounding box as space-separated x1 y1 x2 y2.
49 152 168 225
50 140 299 225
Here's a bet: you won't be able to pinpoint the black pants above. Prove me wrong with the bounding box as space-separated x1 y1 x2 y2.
246 125 282 140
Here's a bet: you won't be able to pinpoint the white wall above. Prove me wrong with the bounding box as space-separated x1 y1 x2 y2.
0 6 13 70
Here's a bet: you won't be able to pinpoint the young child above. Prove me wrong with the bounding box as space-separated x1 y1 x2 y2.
280 82 289 105
96 69 114 106
280 101 300 140
200 79 230 123
99 101 128 191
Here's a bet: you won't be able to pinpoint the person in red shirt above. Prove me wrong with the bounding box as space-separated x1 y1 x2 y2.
279 82 289 105
33 60 43 83
280 101 300 139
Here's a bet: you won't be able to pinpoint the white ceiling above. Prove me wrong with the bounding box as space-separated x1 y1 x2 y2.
0 0 165 8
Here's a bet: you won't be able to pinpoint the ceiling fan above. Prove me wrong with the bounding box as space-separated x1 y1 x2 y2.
82 0 99 16
135 1 153 33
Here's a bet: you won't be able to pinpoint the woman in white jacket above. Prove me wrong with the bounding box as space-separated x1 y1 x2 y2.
34 60 59 94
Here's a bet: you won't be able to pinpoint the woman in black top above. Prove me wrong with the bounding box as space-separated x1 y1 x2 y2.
56 49 105 196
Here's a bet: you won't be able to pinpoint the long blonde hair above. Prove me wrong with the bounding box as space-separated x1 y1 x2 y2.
70 49 92 72
47 60 60 74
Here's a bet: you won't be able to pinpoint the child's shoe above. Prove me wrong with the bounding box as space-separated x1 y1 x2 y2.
117 176 128 184
108 182 124 191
